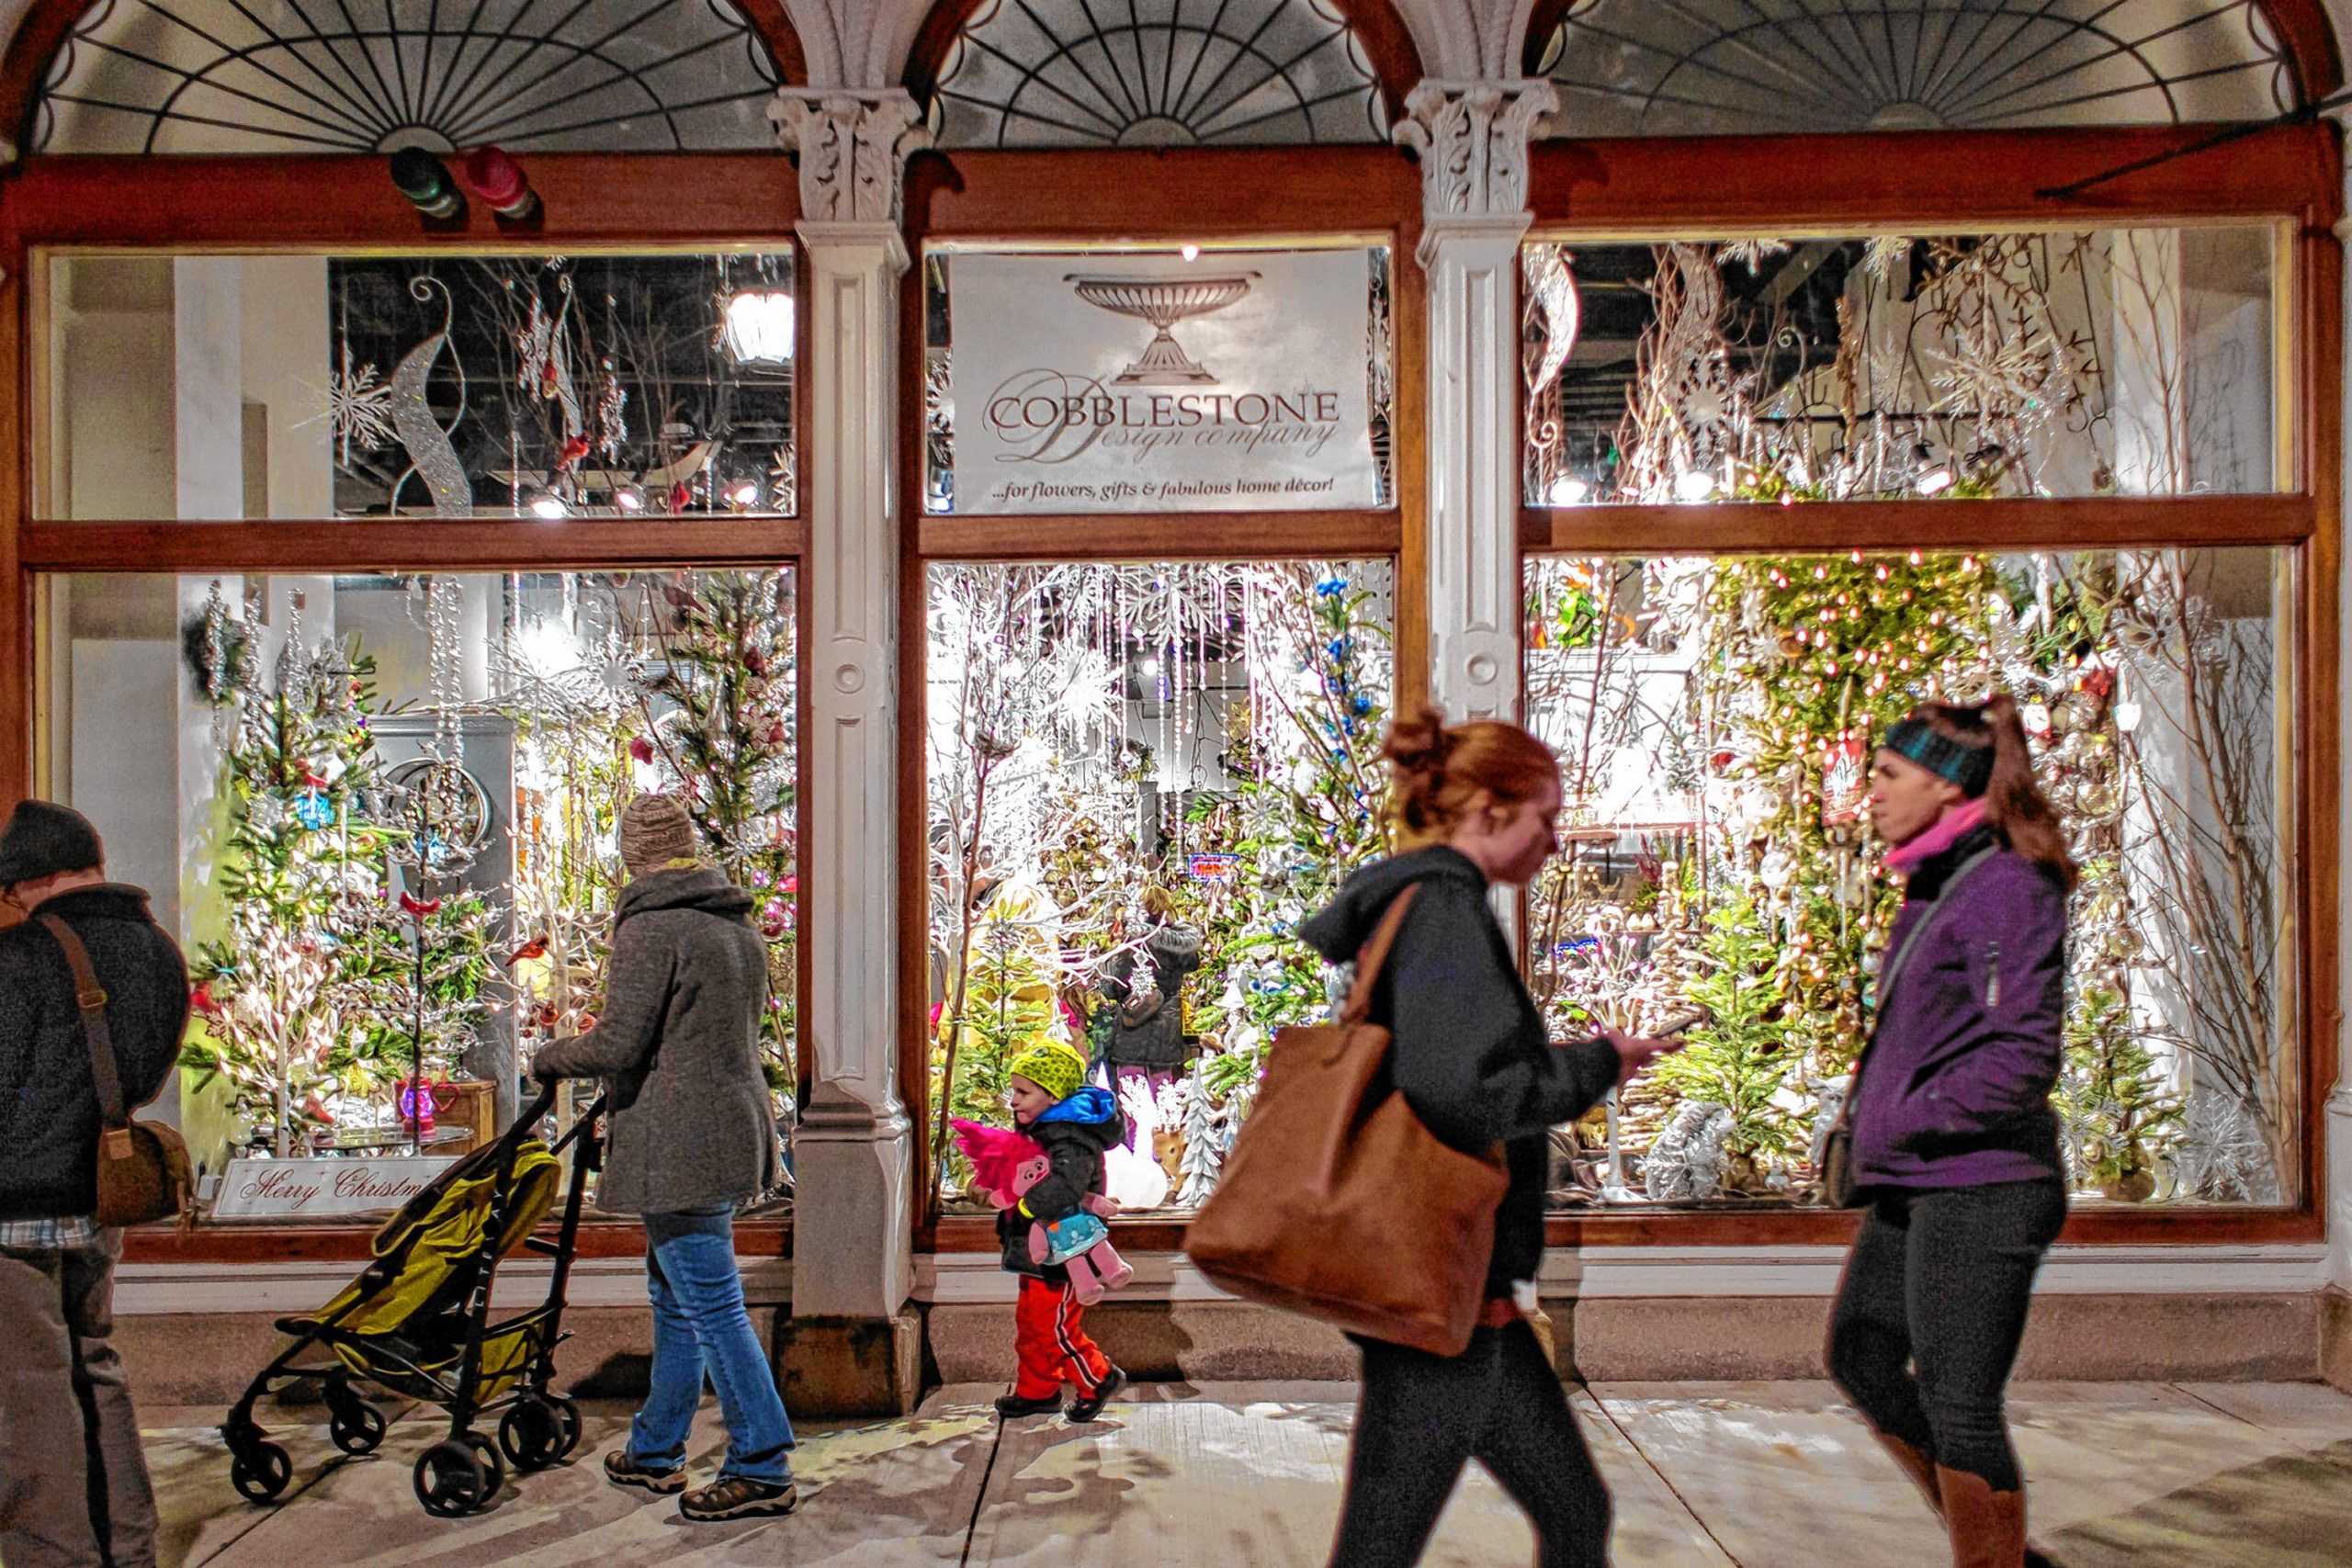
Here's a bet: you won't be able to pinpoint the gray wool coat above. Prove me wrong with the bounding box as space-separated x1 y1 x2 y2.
531 865 779 1215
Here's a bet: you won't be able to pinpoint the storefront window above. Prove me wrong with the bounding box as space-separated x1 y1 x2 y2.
923 243 1396 514
1521 229 2277 506
925 559 1392 1213
1523 547 2295 1209
42 252 796 522
37 569 797 1216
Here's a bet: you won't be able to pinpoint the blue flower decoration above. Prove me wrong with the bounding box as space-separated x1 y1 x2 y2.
292 790 335 830
1326 636 1353 660
1351 695 1373 716
1315 577 1348 598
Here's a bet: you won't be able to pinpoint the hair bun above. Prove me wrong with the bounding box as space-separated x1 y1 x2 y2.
1381 705 1453 779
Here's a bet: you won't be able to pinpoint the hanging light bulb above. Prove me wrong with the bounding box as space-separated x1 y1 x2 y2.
720 288 796 364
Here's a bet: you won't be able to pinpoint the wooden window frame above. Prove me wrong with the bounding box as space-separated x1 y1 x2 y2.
3 151 813 1263
903 147 1425 1256
1517 121 2344 1248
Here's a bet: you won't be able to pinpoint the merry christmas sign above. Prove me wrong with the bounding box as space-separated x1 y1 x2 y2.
213 1155 459 1219
946 248 1384 514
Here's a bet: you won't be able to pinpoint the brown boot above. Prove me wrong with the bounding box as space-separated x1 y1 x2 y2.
1871 1430 1942 1516
1936 1465 2027 1568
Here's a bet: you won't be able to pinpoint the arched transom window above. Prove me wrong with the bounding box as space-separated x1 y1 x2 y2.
1535 0 2296 137
928 0 1386 148
36 0 788 154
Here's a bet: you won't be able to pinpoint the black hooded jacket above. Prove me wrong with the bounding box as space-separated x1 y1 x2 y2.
1301 846 1619 1296
0 885 188 1222
996 1085 1127 1279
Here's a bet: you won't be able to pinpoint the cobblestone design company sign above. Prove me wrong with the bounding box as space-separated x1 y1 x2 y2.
213 1154 458 1218
948 248 1383 514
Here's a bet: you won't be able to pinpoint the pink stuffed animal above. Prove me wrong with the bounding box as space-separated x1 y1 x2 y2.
951 1119 1134 1303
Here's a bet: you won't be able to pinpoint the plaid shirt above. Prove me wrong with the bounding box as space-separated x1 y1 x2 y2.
0 1214 100 1250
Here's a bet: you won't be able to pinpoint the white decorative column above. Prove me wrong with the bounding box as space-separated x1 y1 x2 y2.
770 88 930 1407
1396 80 1555 727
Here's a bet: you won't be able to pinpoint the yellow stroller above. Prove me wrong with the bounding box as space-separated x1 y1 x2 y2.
221 1084 605 1517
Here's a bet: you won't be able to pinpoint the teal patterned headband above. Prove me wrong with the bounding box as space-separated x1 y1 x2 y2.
1882 716 1994 796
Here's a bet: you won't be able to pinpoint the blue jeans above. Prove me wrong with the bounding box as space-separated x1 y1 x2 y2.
628 1205 794 1483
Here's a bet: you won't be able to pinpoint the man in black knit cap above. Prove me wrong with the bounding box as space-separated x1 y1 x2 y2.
0 801 187 1568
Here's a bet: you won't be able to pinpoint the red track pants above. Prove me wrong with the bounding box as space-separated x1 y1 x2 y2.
1012 1275 1111 1399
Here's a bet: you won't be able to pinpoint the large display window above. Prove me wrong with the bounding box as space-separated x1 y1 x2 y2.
1524 546 2294 1209
924 558 1393 1214
36 567 799 1217
24 227 804 1234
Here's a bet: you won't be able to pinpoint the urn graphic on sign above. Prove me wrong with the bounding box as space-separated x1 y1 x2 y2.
1064 271 1260 384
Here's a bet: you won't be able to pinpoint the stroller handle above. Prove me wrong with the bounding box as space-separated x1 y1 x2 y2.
511 1080 608 1153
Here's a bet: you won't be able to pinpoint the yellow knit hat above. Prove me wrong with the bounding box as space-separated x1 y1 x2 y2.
1007 1041 1086 1102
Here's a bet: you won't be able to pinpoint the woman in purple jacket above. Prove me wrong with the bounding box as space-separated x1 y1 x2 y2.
1827 694 2074 1568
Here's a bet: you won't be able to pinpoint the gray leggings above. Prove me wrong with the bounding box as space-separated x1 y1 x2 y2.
1826 1179 2067 1491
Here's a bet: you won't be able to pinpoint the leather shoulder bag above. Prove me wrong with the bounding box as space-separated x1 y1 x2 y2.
1821 847 1999 1208
40 914 195 1230
1183 885 1511 1356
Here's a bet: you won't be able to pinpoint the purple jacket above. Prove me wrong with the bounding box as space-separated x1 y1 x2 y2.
1849 825 2068 1190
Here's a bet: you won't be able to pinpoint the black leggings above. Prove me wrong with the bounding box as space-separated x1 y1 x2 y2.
1329 1319 1611 1568
1826 1179 2066 1492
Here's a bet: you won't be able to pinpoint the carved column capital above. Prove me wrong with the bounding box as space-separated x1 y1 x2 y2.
1394 79 1557 226
770 88 932 229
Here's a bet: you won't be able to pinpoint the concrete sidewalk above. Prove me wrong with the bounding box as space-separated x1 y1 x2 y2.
135 1380 2352 1566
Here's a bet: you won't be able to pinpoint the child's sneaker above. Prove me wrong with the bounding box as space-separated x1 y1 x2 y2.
604 1450 687 1495
680 1474 799 1521
993 1390 1063 1418
1066 1366 1126 1423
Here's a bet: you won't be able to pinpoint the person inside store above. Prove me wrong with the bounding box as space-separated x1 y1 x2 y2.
1094 885 1202 1156
1828 694 2074 1568
0 801 187 1568
1301 708 1686 1568
531 794 797 1523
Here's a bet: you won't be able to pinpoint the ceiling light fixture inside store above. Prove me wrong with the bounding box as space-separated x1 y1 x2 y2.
613 484 646 513
1547 476 1590 505
721 288 795 364
527 490 567 519
1917 468 1954 496
1181 244 1200 261
1673 469 1716 502
728 479 761 507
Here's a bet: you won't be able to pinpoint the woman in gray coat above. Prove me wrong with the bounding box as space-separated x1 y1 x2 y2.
532 795 794 1522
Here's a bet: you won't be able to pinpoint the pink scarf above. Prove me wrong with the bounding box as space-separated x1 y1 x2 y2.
1884 797 1989 876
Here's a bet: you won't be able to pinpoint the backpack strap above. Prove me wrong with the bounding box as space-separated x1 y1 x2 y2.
1338 884 1421 1023
39 914 129 1132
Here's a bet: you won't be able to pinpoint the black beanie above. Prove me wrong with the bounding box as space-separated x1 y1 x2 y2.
0 800 105 886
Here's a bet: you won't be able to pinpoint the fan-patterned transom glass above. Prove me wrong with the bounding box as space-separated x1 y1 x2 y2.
1537 0 2294 137
36 0 785 154
930 0 1385 148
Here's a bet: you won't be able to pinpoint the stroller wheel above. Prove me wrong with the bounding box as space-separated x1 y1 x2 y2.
230 1442 292 1504
549 1395 583 1459
413 1440 490 1517
462 1432 507 1498
329 1399 387 1455
499 1397 565 1472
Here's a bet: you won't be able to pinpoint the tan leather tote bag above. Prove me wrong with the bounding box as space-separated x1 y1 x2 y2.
1185 886 1510 1356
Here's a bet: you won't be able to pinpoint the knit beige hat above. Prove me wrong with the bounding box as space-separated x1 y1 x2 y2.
618 794 698 877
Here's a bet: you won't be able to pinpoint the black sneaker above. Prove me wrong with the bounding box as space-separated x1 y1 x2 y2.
680 1474 799 1522
604 1450 687 1495
1066 1366 1126 1423
993 1390 1063 1419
